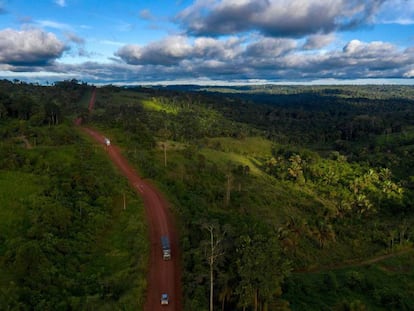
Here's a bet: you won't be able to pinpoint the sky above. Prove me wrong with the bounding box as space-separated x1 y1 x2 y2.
0 0 414 85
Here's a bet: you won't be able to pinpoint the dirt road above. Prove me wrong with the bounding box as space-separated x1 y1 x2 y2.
79 89 182 311
88 86 96 112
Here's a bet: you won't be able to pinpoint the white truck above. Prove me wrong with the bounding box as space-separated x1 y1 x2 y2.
161 293 169 305
161 236 171 260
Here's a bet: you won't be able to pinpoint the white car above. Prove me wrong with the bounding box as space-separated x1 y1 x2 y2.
104 137 111 146
161 293 169 305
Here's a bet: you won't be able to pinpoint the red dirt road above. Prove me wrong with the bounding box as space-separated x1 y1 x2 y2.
78 89 182 311
88 86 96 112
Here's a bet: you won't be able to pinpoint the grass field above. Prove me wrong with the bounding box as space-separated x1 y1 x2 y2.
141 98 179 114
206 136 273 157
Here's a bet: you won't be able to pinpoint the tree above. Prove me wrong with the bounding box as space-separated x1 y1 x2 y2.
202 222 225 311
0 102 7 119
225 162 234 206
235 229 291 311
12 95 36 120
288 154 305 183
225 172 233 206
278 216 308 255
157 128 172 167
310 219 336 249
44 101 61 126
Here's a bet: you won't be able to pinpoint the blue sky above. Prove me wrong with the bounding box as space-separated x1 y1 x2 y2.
0 0 414 84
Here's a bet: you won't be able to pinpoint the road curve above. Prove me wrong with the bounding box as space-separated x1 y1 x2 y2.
78 89 182 311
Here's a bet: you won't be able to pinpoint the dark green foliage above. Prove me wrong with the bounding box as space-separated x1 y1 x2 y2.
284 251 414 311
0 113 147 309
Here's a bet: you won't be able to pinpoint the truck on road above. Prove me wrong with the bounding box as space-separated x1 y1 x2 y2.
161 236 171 260
161 293 169 305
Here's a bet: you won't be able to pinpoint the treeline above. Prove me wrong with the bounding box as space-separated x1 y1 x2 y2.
173 85 414 146
0 79 90 125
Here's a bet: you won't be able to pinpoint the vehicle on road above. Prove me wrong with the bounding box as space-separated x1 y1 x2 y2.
161 293 169 305
161 236 171 260
104 137 111 146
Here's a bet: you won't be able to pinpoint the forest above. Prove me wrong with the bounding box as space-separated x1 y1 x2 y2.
0 79 413 310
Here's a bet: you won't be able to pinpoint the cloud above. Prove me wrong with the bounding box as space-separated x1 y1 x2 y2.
404 69 414 78
116 36 193 66
114 33 414 82
116 35 297 70
298 40 412 78
100 40 125 47
2 31 413 84
116 35 250 68
377 0 414 24
139 9 154 21
63 32 93 58
244 38 297 58
116 21 134 32
54 0 66 7
0 28 67 66
303 34 336 50
64 32 84 44
193 36 244 59
176 0 387 37
36 20 72 30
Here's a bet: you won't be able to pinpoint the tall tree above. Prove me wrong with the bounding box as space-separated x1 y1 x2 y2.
202 222 225 311
157 128 172 167
236 229 290 311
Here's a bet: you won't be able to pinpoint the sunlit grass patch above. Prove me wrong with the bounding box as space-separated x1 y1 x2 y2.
141 98 179 114
200 148 263 176
207 136 273 158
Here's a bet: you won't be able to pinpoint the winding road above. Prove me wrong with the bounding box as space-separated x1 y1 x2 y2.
78 88 182 310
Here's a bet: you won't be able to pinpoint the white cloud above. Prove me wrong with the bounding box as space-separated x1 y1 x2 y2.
303 34 336 50
116 35 246 66
0 28 67 66
245 37 297 57
343 40 396 56
64 32 84 44
54 0 66 7
176 0 388 37
114 34 414 82
403 69 414 78
36 19 71 30
377 0 414 24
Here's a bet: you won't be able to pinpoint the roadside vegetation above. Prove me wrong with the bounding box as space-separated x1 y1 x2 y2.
0 80 148 310
0 79 413 310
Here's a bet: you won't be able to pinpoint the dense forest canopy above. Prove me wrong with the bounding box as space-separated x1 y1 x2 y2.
0 79 413 310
